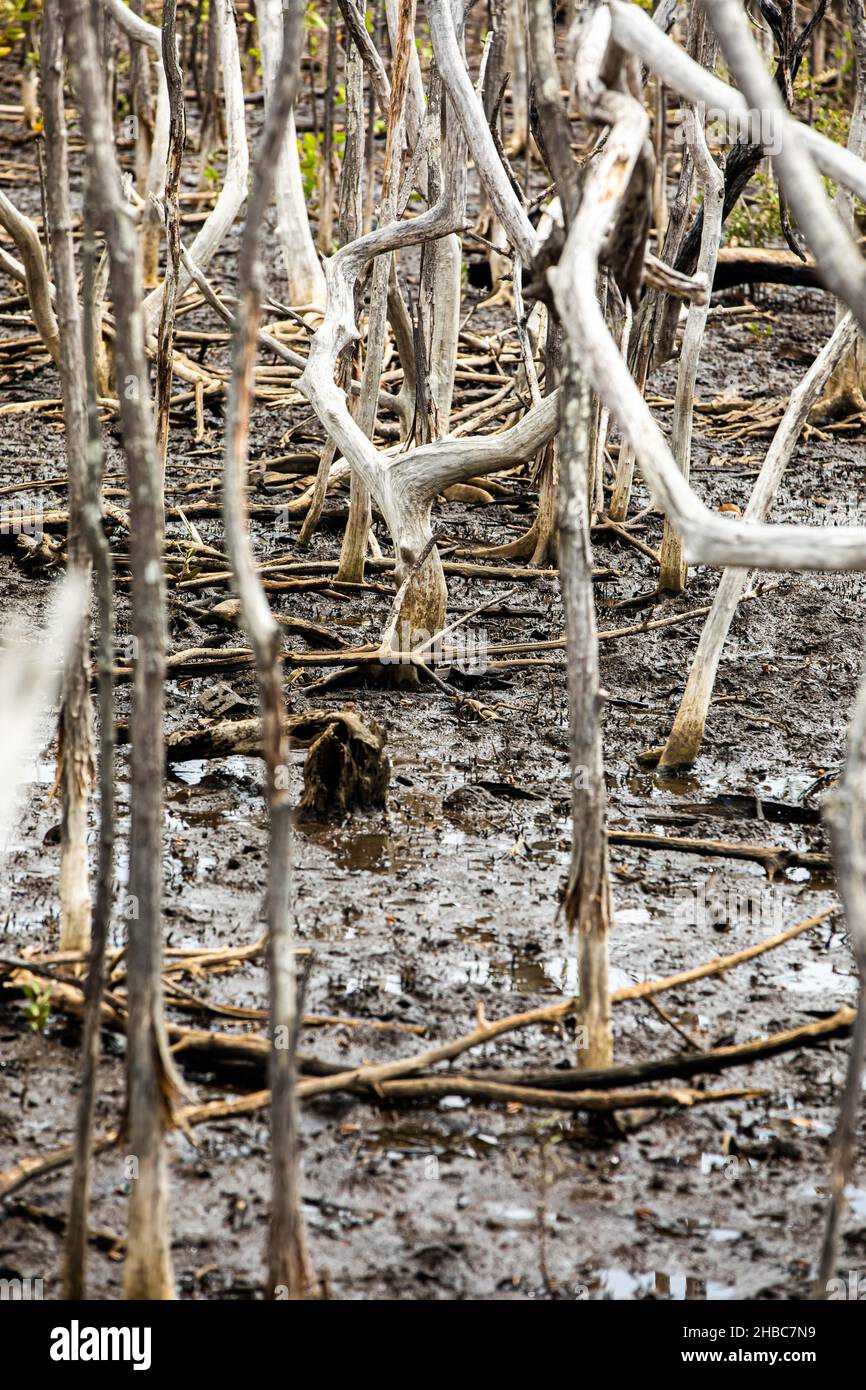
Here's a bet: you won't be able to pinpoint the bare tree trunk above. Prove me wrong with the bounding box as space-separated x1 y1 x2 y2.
259 0 326 308
817 629 866 1293
63 175 116 1303
559 348 612 1068
298 4 560 642
297 6 366 549
62 0 180 1301
37 2 95 963
130 0 154 195
822 0 866 415
222 0 312 1299
505 0 529 157
418 67 464 440
40 0 98 1290
540 3 866 574
197 0 224 184
659 311 858 770
338 0 417 584
101 0 170 288
658 82 723 593
526 2 615 1064
143 0 248 337
316 0 339 254
154 0 186 494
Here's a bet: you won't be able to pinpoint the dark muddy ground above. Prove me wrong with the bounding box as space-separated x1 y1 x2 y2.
3 70 866 1302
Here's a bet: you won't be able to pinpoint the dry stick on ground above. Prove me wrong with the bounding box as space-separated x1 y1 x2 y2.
40 2 94 963
62 0 181 1302
607 829 829 877
221 0 312 1301
113 602 731 686
12 950 848 1091
371 1079 763 1109
3 911 828 1029
469 1008 856 1091
2 961 415 1042
153 0 186 498
659 310 859 769
0 908 833 1203
612 908 832 1003
0 1082 762 1207
62 186 117 1301
818 639 866 1294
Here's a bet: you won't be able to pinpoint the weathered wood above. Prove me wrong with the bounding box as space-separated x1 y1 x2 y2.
63 0 180 1301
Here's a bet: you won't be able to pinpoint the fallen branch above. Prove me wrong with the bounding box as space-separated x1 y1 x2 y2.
470 1007 855 1091
607 828 830 877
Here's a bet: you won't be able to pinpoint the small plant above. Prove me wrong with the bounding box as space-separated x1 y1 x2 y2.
725 171 782 247
22 979 52 1033
298 129 320 201
0 0 34 57
304 0 326 60
746 320 774 341
298 128 346 202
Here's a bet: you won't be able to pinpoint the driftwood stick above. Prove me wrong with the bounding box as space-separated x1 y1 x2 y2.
607 829 831 876
0 1081 763 1203
611 909 832 1003
471 1008 855 1091
368 1079 765 1110
0 906 836 1203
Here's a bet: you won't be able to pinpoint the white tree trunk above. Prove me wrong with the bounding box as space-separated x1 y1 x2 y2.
659 310 859 768
658 99 724 592
258 0 326 309
142 0 248 336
